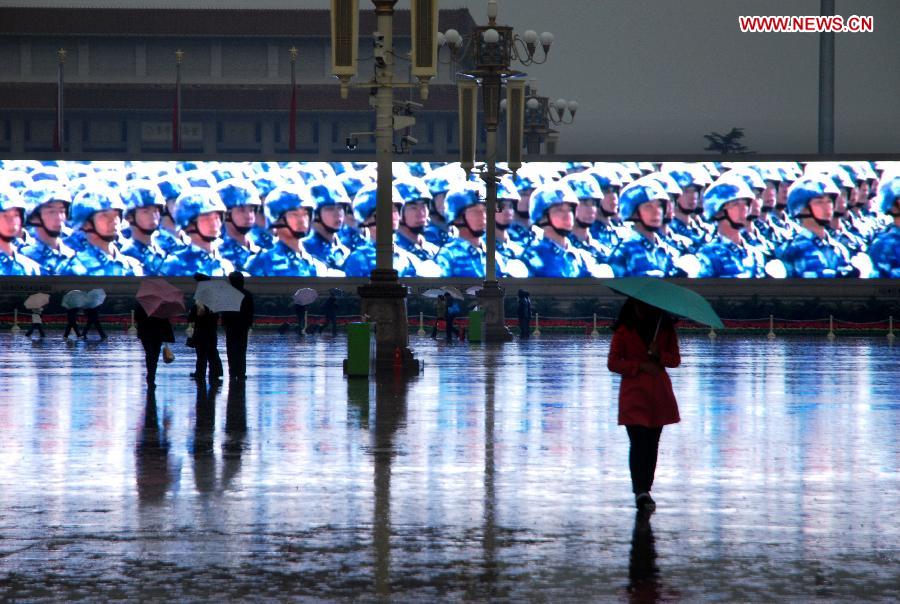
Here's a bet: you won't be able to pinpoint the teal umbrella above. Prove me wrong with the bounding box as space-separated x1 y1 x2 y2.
603 277 724 329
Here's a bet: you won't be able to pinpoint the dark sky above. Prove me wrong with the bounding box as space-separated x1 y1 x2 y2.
12 0 900 154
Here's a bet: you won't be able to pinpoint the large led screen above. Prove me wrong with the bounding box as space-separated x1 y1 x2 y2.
0 160 897 278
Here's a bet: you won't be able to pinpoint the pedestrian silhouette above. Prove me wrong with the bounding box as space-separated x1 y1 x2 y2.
444 293 460 342
82 306 107 340
135 389 172 505
607 298 681 514
627 511 661 602
189 273 223 382
25 306 45 338
516 289 532 339
63 307 81 339
431 294 446 339
322 293 338 336
134 301 175 388
222 271 254 381
293 302 308 337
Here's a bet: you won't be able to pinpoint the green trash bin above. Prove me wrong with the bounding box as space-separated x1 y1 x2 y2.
344 322 372 377
467 310 484 342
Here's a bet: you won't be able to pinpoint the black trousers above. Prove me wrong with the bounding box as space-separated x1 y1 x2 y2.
445 316 458 342
294 306 307 336
83 318 106 339
26 323 45 337
518 316 530 339
63 318 81 338
142 338 162 385
626 425 663 495
325 314 337 336
194 335 223 381
225 327 249 379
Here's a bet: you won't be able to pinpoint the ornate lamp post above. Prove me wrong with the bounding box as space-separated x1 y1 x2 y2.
514 80 578 155
439 0 555 342
330 0 439 374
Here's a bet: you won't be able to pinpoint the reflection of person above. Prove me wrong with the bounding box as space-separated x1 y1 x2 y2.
627 511 661 602
222 272 254 381
25 307 45 338
134 302 175 387
135 389 172 505
516 290 532 340
607 298 681 513
63 307 81 339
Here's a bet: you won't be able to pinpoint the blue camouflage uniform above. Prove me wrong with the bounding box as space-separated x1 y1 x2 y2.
868 225 900 278
831 224 867 255
667 217 708 252
395 232 439 261
301 230 350 272
507 222 541 248
159 244 234 277
245 240 328 277
778 229 856 278
250 225 275 250
341 240 418 278
608 231 684 277
338 225 366 252
59 243 144 276
423 222 456 248
744 225 777 260
63 230 89 253
697 235 766 278
522 237 599 278
756 215 793 247
434 237 487 278
590 219 628 250
20 237 76 275
568 232 612 265
496 237 525 262
120 236 167 276
155 228 188 254
0 249 41 275
219 234 260 273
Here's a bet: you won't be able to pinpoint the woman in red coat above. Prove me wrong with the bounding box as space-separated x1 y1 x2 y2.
607 298 681 513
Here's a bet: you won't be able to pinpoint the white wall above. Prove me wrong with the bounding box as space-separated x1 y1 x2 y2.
6 0 899 154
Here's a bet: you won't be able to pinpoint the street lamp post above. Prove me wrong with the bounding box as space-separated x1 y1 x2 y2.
439 0 556 342
331 0 438 374
519 80 578 156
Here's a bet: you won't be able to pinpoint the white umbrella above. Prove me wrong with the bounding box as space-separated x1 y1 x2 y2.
194 280 244 313
465 286 482 296
441 286 465 300
61 290 88 309
422 288 444 298
85 288 107 308
293 288 318 306
24 293 50 310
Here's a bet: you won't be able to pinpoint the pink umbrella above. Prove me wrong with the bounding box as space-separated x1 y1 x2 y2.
136 279 186 319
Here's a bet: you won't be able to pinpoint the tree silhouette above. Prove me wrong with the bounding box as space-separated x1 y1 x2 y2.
703 127 752 155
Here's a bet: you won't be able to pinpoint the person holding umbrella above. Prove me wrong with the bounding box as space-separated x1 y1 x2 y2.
605 277 722 513
222 272 254 381
135 278 184 387
607 297 681 514
188 274 223 383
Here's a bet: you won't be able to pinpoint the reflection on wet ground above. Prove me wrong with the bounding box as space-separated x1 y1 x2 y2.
0 332 897 600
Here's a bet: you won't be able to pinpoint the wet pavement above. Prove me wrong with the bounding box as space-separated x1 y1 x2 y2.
0 331 897 601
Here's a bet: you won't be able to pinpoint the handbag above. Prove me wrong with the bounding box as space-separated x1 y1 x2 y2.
162 344 175 364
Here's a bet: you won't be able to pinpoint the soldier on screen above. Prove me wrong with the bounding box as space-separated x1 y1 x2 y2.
752 163 794 247
508 163 546 249
607 180 687 278
341 182 420 278
643 172 698 256
245 186 328 277
154 175 191 255
695 177 766 278
393 176 442 270
0 186 41 276
777 175 858 278
434 181 490 278
120 182 168 276
19 181 75 274
585 164 629 250
249 175 280 251
300 179 352 273
842 161 880 245
661 161 713 251
332 170 372 252
216 179 262 273
772 163 804 239
561 173 614 269
521 182 608 278
58 186 143 277
159 188 234 277
817 165 868 256
423 163 464 248
494 176 529 278
867 175 900 278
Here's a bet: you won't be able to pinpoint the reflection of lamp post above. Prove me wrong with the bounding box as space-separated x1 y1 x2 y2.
330 0 438 374
503 79 577 156
440 0 555 342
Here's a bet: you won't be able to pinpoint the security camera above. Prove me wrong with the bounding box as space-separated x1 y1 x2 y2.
346 136 358 151
402 135 418 147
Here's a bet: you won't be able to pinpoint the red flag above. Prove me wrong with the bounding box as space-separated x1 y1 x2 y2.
173 53 182 153
289 49 297 153
53 50 65 153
